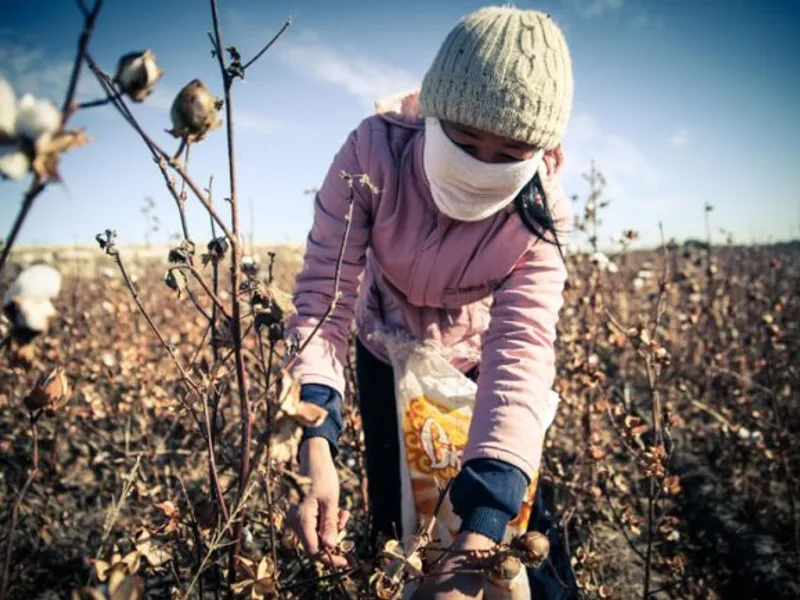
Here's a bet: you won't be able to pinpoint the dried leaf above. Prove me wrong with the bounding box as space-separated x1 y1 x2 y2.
72 587 107 600
256 556 275 581
290 401 328 428
121 550 141 575
31 129 91 182
234 555 256 581
107 566 127 597
94 559 111 582
230 579 254 596
9 341 35 369
153 500 179 519
109 573 145 600
163 269 188 298
134 530 171 567
588 445 605 461
25 366 69 412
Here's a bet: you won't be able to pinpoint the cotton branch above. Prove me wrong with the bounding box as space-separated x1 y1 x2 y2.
285 171 375 369
208 0 253 571
242 18 292 71
83 54 234 242
0 0 103 277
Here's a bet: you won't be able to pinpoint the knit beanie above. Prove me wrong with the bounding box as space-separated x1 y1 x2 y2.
418 5 573 150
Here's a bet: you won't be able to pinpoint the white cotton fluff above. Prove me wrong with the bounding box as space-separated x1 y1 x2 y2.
3 263 62 332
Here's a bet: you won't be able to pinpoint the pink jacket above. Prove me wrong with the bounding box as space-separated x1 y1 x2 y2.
285 102 570 480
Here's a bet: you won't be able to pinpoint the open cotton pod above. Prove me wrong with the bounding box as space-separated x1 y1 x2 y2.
167 79 222 142
113 49 163 102
3 263 62 343
483 555 531 600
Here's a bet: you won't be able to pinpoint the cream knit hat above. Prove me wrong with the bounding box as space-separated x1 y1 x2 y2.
418 5 573 150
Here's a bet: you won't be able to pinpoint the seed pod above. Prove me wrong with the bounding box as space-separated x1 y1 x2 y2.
513 531 550 567
113 50 163 102
168 79 222 143
25 366 69 412
484 554 530 600
164 269 188 297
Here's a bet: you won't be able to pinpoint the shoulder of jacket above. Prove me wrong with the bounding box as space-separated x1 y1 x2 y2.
350 114 421 174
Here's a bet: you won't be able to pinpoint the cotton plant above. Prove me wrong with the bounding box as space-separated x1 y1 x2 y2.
0 77 90 182
112 49 163 102
2 262 62 343
591 251 618 274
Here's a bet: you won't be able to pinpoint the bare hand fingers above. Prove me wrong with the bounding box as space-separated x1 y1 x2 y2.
337 509 350 532
290 500 320 558
318 500 341 550
313 547 351 569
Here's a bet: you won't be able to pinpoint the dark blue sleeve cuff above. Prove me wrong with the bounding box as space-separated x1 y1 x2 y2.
450 458 529 543
299 384 343 457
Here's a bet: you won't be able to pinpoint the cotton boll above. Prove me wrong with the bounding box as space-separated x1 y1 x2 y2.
168 79 222 142
3 264 62 340
8 296 57 333
591 251 618 274
0 77 16 135
5 264 62 304
15 94 61 143
113 49 163 102
591 252 609 269
0 145 30 180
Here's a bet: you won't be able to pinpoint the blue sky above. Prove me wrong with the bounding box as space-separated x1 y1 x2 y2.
1 0 798 250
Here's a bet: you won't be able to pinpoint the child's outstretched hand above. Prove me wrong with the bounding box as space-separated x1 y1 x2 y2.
289 437 350 568
412 532 496 599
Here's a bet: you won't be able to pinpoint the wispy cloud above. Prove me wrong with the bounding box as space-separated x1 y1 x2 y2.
573 0 625 19
669 128 690 148
0 39 104 104
563 112 660 196
0 42 280 138
235 112 281 135
145 86 281 136
276 35 420 108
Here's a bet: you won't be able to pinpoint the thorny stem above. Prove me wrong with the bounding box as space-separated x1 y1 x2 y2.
0 1 103 277
208 0 252 573
0 417 40 600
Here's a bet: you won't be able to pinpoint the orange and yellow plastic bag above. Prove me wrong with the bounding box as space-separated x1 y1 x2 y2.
371 331 560 549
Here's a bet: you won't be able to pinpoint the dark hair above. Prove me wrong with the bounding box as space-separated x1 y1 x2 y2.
514 172 566 262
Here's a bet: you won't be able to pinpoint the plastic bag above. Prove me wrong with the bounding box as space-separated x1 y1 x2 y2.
372 331 560 550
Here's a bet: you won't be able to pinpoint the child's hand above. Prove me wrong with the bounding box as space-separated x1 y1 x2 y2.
412 532 496 599
289 438 350 568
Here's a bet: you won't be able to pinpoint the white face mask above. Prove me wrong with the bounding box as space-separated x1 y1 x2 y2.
422 117 545 222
